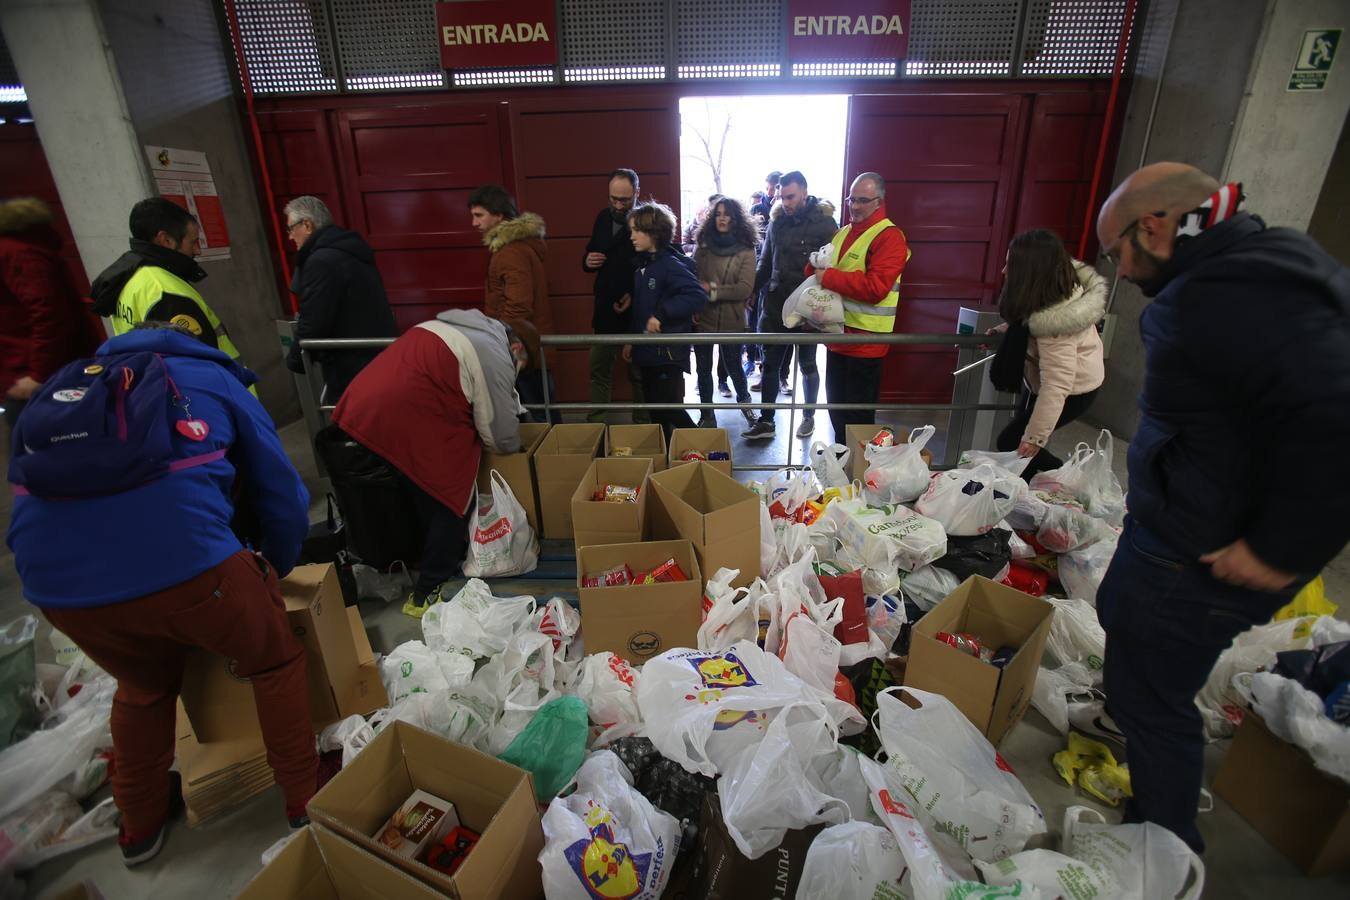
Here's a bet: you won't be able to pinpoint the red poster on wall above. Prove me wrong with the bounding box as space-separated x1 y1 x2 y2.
787 0 911 61
435 0 558 70
145 146 231 261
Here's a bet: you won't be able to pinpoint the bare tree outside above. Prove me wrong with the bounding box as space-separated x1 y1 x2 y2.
683 99 732 194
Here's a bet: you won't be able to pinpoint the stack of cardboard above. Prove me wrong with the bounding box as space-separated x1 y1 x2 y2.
176 564 388 825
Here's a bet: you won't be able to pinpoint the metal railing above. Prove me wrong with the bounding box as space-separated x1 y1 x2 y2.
291 330 1015 472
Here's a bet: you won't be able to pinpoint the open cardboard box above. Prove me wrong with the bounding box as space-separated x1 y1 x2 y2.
238 825 447 899
533 423 604 540
668 427 732 477
844 423 935 483
570 456 653 553
649 461 761 588
903 576 1052 745
606 423 667 472
1213 713 1350 875
478 422 549 533
577 539 702 665
306 722 544 899
180 565 387 744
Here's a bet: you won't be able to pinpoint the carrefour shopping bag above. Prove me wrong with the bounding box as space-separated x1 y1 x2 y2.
462 469 538 577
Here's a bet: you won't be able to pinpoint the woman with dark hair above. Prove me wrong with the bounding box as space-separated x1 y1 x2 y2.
622 202 707 438
988 228 1107 479
692 197 758 429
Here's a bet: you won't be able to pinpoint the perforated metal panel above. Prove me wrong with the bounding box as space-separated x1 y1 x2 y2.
332 0 444 91
905 0 1020 77
0 29 24 103
561 0 667 81
1020 0 1130 76
231 0 338 94
453 67 557 88
791 61 897 78
675 0 780 79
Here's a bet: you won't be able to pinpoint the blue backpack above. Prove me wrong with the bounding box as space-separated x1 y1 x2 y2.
9 351 222 500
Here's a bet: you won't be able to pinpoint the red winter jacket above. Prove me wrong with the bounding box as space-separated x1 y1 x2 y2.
0 200 99 394
809 204 910 359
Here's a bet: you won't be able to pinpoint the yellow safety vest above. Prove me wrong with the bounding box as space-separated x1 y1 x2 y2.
110 267 244 363
830 218 910 334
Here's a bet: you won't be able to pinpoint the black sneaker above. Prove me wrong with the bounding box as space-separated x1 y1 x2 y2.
795 417 815 438
120 771 184 867
742 419 776 440
697 413 717 428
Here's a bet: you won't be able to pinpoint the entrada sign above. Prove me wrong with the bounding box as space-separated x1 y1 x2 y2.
435 0 558 70
788 0 911 61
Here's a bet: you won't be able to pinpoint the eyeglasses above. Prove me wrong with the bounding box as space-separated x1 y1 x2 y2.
1103 210 1165 264
286 220 306 234
847 195 881 206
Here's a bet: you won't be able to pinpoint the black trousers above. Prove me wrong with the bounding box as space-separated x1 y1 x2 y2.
515 368 562 424
824 352 884 444
996 387 1099 481
640 364 696 440
391 468 469 599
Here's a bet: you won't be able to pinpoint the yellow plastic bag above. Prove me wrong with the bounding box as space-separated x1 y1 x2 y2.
1273 576 1337 621
1051 732 1133 807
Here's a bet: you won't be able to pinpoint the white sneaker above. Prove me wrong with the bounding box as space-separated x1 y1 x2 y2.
1067 699 1126 748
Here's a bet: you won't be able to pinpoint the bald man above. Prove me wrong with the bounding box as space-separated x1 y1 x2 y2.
1092 162 1350 853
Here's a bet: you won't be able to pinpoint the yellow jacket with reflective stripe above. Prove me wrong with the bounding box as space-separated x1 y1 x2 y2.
830 218 904 334
109 266 243 362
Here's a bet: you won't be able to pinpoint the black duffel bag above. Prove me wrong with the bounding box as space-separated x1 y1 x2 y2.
314 425 423 569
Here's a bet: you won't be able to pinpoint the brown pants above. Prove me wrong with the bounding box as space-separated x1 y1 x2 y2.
45 550 318 839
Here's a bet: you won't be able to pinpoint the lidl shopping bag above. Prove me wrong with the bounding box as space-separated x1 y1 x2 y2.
462 470 539 577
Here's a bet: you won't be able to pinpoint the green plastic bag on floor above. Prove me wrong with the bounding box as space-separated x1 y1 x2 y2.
0 615 39 750
498 696 588 803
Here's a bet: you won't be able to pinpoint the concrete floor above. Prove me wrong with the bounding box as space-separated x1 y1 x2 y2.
5 371 1350 898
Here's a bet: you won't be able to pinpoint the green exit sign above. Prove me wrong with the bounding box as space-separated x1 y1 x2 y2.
1288 28 1341 92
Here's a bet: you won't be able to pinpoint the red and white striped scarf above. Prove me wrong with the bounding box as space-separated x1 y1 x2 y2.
1176 182 1246 244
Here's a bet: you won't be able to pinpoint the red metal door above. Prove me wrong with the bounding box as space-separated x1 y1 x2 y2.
844 91 1030 404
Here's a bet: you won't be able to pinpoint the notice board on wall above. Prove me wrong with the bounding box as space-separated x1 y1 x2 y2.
145 145 231 261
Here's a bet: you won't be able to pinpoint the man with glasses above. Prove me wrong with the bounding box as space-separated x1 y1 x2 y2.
1093 161 1350 855
282 195 397 401
584 168 647 423
810 172 910 444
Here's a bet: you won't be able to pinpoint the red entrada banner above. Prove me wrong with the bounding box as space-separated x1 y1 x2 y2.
787 0 911 61
435 0 558 69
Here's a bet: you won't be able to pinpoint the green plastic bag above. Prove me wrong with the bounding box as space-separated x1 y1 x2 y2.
498 696 588 803
0 615 39 750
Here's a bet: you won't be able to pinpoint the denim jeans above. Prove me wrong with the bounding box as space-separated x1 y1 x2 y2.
1096 517 1295 853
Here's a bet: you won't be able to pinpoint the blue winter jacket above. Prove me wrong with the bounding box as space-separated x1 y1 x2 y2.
7 329 310 608
629 245 707 370
1129 213 1350 575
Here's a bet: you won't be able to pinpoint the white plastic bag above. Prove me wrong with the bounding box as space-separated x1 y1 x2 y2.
374 686 497 751
977 806 1205 900
636 641 828 777
0 676 113 819
1247 670 1350 783
782 273 846 333
1197 616 1317 739
1030 661 1099 735
535 596 581 662
318 714 376 767
808 242 835 271
717 704 850 859
571 652 642 747
422 579 536 659
765 467 820 523
916 463 1025 537
1029 431 1125 527
1032 494 1116 554
958 448 1032 476
0 791 117 872
863 425 936 506
777 611 867 734
1043 596 1107 670
540 750 681 900
809 441 852 490
827 498 947 575
798 821 908 900
697 568 758 652
873 687 1046 861
380 640 474 703
898 564 961 612
474 630 559 754
1059 534 1118 605
866 594 906 652
462 470 539 577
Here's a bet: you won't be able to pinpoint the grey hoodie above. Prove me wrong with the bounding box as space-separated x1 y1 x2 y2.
422 308 522 454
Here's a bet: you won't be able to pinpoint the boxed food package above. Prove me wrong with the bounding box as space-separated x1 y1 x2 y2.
668 428 732 477
845 423 935 483
307 721 543 898
903 576 1053 745
180 565 388 744
570 456 653 553
237 825 446 899
648 462 761 588
606 423 668 472
478 422 549 533
534 423 605 540
1213 714 1350 875
577 540 702 665
374 789 460 863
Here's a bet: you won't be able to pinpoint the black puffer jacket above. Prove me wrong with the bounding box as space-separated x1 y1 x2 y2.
754 196 838 306
286 225 397 400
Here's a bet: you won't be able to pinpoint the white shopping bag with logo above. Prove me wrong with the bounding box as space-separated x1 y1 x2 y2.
462 470 538 577
864 425 937 505
571 652 643 747
916 464 1025 537
422 579 536 659
782 272 846 333
540 750 681 900
798 820 909 900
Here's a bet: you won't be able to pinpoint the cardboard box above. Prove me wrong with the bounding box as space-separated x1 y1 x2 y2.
1213 714 1350 875
238 825 446 900
648 462 761 588
606 423 667 472
180 564 388 744
571 456 653 552
903 576 1053 745
668 427 732 477
533 423 604 539
478 422 549 534
307 721 544 899
845 423 934 483
576 540 702 665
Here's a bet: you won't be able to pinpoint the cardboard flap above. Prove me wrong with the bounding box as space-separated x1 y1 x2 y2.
537 423 603 458
313 826 449 900
309 723 414 836
607 424 667 460
236 827 336 900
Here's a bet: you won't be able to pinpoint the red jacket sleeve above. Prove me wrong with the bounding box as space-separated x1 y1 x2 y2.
1 245 79 381
819 227 909 304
